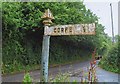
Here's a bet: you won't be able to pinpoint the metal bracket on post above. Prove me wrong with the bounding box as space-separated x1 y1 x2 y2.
41 9 54 82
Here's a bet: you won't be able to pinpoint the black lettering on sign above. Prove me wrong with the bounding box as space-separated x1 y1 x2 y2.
54 28 57 33
82 24 85 32
65 27 68 33
61 28 64 33
58 28 60 33
43 68 45 75
69 26 72 33
46 73 47 75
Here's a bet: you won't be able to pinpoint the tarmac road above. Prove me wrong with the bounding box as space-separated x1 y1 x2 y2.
2 60 119 83
2 61 90 82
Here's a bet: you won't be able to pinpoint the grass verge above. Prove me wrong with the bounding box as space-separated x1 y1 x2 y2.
2 55 91 76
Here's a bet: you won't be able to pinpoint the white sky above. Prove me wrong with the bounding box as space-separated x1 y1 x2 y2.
83 0 119 36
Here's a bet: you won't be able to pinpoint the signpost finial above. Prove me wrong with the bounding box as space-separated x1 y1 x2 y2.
41 9 54 26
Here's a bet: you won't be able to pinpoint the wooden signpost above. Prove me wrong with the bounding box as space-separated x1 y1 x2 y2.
41 9 96 82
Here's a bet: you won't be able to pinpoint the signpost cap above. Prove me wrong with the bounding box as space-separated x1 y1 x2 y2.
41 9 54 19
41 9 54 26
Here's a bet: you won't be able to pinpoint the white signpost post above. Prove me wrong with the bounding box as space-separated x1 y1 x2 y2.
41 9 95 82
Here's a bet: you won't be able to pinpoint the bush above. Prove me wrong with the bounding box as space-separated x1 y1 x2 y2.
99 42 119 73
23 73 33 84
2 2 108 74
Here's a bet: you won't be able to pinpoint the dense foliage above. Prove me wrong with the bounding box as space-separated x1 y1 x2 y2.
2 2 110 74
99 35 119 73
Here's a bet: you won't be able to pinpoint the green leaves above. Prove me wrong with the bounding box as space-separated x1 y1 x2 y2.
2 2 98 29
2 2 111 74
99 35 120 73
23 73 33 83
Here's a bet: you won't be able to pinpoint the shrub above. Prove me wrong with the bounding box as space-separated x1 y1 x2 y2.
23 73 33 84
100 42 119 73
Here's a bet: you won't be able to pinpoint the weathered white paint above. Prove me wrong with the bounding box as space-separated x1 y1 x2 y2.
41 26 50 82
44 23 95 36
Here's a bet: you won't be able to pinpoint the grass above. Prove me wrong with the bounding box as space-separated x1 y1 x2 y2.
22 71 90 83
50 73 70 82
2 55 91 75
99 60 120 74
50 55 91 67
21 56 97 83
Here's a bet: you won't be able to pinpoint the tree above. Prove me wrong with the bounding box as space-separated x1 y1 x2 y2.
2 2 110 73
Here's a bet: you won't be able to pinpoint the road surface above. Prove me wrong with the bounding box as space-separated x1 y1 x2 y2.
2 60 119 83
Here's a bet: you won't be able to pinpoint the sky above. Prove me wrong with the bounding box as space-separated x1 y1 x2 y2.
83 0 119 37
